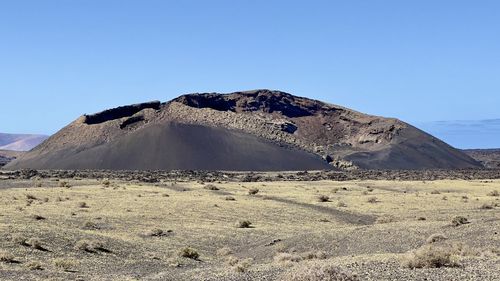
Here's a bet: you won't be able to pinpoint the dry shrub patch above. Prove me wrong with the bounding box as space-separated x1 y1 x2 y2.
402 244 461 268
75 239 109 253
204 184 219 191
53 258 77 271
0 251 16 263
237 220 252 228
178 247 199 260
144 228 172 237
274 252 302 263
248 188 260 195
217 247 232 257
317 195 330 202
280 262 358 281
426 233 448 244
487 190 499 197
451 216 469 226
25 261 43 270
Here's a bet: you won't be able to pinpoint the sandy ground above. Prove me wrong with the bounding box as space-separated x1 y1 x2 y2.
0 176 499 280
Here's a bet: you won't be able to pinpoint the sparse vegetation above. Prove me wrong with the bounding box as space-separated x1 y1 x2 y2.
53 258 77 271
426 233 448 244
0 176 498 280
144 228 171 237
451 216 469 226
204 184 219 190
26 238 45 250
274 252 302 263
479 203 494 209
237 220 252 228
317 195 330 202
178 247 199 260
25 261 43 270
78 201 89 208
248 188 260 195
487 190 499 197
59 181 71 188
75 239 108 253
280 262 358 281
0 251 15 263
402 244 460 268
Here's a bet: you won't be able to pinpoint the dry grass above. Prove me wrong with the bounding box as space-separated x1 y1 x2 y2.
0 177 498 280
0 251 16 263
53 258 78 271
426 233 448 244
178 247 199 260
402 244 461 268
280 262 358 281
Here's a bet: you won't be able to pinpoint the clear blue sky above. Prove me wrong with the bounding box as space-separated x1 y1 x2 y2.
1 0 499 135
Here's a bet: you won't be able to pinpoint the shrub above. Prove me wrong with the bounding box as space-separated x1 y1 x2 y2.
279 262 357 281
479 203 494 210
25 194 38 200
401 244 460 268
430 190 441 194
367 197 378 203
178 247 199 260
12 234 28 246
237 220 252 228
274 252 302 263
102 180 111 187
233 258 253 273
216 247 232 257
317 195 330 202
376 215 395 224
0 251 15 263
451 216 469 227
225 196 236 201
248 188 259 195
204 184 219 191
144 228 171 237
53 258 77 271
426 233 448 244
78 202 88 208
59 181 71 188
25 261 43 270
487 190 499 197
301 251 327 260
75 239 108 253
27 238 45 250
32 214 46 220
225 255 239 266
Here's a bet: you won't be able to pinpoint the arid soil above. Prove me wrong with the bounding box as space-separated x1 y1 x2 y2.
0 170 499 280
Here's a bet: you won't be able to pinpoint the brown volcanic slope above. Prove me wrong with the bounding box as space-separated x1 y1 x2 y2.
464 149 500 169
5 90 481 171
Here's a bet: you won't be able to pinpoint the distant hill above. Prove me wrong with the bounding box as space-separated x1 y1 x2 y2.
5 90 482 171
415 119 500 149
0 133 48 151
463 149 500 169
0 150 25 167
